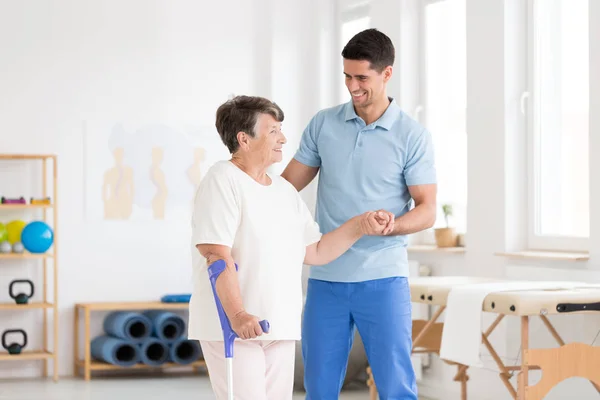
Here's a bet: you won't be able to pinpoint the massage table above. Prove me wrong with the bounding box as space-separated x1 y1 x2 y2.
366 276 600 400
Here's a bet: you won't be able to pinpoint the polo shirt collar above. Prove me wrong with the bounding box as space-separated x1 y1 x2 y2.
344 97 402 130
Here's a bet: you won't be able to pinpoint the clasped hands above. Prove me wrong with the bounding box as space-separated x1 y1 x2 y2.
356 209 395 236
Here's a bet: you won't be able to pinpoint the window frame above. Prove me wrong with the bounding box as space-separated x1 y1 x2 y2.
525 0 590 252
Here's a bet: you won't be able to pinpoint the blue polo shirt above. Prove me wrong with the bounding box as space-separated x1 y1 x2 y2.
294 98 436 282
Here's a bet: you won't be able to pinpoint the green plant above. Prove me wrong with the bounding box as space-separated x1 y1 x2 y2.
441 204 453 228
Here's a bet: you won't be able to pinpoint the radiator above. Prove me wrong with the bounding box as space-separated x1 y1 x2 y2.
409 260 432 381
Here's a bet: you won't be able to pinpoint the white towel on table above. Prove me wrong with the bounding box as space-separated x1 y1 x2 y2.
439 280 597 367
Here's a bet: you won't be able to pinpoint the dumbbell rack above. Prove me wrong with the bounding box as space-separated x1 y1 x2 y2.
0 154 59 381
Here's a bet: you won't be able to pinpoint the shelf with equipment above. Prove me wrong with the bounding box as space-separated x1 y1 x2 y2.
0 252 54 260
0 205 53 210
0 350 54 361
0 302 54 310
0 154 58 382
74 301 205 380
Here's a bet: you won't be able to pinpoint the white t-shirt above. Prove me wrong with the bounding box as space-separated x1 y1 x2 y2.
188 160 322 341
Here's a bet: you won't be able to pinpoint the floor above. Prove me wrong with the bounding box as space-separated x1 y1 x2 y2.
0 375 433 400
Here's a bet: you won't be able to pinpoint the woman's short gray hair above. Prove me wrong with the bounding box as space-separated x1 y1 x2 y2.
215 95 285 154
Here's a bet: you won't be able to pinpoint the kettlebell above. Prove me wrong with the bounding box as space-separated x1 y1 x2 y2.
9 279 34 305
2 329 27 355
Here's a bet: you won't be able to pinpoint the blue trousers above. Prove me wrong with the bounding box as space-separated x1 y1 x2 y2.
302 277 417 400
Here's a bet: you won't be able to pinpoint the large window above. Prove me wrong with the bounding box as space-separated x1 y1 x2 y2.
420 0 467 234
527 0 589 251
339 7 370 103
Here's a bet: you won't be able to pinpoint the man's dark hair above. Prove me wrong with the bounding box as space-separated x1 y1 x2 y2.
215 95 284 154
341 28 395 72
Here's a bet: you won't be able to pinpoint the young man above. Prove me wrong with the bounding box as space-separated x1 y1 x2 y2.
281 29 437 399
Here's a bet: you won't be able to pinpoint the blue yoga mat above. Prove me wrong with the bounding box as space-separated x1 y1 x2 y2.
103 311 152 343
143 310 186 343
160 294 191 303
91 335 140 367
138 338 169 366
169 337 202 365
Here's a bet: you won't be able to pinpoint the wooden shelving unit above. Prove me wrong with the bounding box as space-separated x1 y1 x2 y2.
74 301 206 380
0 154 58 381
0 351 54 361
0 252 54 260
0 302 54 310
0 205 53 210
74 359 206 373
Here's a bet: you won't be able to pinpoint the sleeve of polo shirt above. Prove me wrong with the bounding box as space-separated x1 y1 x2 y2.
293 115 321 168
191 168 240 249
404 128 437 186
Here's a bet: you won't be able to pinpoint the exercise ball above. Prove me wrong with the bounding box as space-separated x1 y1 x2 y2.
21 221 54 253
0 224 7 243
6 220 26 244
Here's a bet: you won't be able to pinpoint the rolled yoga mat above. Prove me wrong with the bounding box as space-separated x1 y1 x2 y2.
143 310 186 343
139 338 169 366
169 338 202 365
160 294 191 303
103 311 152 343
91 335 141 367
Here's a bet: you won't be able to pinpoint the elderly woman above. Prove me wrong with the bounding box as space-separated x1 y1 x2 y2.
188 95 393 400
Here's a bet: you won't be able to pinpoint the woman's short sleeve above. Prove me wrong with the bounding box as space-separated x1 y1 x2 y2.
191 168 240 248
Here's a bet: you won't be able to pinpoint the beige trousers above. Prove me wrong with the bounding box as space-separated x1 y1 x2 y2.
200 340 296 400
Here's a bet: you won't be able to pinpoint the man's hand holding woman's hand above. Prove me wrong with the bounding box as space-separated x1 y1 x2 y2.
357 210 395 236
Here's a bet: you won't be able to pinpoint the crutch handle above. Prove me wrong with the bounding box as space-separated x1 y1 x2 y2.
258 320 270 333
207 259 270 358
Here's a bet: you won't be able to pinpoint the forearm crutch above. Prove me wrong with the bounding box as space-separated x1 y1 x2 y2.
207 259 270 400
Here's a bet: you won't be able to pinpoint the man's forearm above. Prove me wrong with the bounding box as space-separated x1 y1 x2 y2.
390 203 436 235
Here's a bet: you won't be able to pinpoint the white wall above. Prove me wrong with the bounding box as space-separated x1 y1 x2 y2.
0 0 336 379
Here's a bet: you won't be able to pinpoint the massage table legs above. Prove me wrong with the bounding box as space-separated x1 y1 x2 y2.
366 366 377 400
481 314 600 399
517 315 600 399
366 310 600 399
518 316 529 400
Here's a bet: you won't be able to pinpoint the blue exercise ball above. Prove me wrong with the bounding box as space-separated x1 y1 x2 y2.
21 221 54 253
